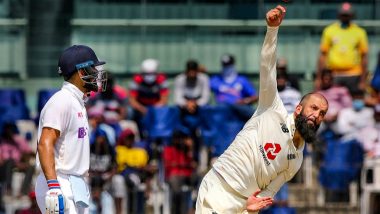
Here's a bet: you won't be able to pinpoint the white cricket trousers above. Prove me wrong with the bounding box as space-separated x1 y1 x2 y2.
196 169 256 214
35 173 89 214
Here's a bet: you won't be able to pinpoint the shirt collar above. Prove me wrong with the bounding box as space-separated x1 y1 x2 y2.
62 81 86 106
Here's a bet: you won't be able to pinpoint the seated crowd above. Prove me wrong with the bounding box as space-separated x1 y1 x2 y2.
1 52 380 214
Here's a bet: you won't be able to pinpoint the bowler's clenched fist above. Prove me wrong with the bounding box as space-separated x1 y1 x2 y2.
266 5 286 27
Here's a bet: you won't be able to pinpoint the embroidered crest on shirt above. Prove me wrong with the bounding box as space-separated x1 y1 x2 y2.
280 123 289 133
264 142 281 160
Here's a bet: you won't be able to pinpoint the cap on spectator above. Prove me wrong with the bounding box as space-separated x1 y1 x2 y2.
338 2 354 15
221 54 235 67
141 59 159 73
58 45 105 78
117 128 135 145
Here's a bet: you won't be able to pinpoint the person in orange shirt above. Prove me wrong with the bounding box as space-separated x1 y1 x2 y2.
315 2 368 94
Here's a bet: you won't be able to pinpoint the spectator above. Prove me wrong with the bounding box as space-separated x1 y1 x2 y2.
88 105 117 146
336 89 375 141
174 59 210 114
129 59 169 135
277 67 302 114
88 72 128 120
316 2 369 94
115 128 156 213
210 54 258 121
316 69 352 133
356 103 380 158
174 59 210 160
0 122 35 197
163 130 197 214
15 191 40 214
89 128 126 214
277 57 300 90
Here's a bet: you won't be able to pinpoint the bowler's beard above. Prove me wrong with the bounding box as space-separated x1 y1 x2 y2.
295 113 320 144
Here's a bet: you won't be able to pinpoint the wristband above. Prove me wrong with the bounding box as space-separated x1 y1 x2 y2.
47 179 61 190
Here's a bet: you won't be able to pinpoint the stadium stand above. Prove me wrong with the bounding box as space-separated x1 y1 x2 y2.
1 1 380 214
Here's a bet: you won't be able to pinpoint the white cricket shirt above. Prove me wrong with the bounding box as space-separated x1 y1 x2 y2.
213 27 304 198
36 82 90 176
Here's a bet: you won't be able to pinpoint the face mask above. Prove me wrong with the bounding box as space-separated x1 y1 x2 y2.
143 74 157 84
352 99 365 111
222 65 237 83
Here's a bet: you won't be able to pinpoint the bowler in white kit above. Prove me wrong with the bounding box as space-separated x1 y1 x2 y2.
196 5 329 214
35 45 107 214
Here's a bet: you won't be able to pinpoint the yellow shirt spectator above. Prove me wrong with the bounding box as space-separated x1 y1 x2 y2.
115 145 149 172
320 22 368 76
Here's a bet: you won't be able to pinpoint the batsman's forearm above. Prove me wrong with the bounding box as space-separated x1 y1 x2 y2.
38 142 58 180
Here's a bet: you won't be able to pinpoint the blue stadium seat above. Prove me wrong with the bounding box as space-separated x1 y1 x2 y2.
0 88 26 108
0 89 30 133
142 106 180 140
0 89 29 121
318 139 364 190
37 88 59 113
199 105 245 157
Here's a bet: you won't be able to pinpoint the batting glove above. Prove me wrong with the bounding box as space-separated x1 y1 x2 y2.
45 179 67 214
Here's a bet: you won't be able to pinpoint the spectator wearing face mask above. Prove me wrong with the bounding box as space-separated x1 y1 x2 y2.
210 54 258 121
128 59 169 134
336 89 375 141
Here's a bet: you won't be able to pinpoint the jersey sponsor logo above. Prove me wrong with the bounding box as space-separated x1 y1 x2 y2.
280 123 289 133
259 145 271 166
78 127 87 138
264 142 281 160
78 112 83 118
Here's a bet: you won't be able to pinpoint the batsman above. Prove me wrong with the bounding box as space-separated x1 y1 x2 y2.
196 5 329 214
35 45 107 214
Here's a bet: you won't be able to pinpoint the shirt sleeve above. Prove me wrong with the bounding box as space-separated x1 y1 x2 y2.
257 170 289 198
197 74 211 106
242 77 257 97
174 75 187 106
319 26 331 53
255 26 281 114
40 95 70 133
358 28 369 54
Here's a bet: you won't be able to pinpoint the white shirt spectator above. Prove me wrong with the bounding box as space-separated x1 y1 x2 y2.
279 86 302 113
336 106 375 141
174 72 210 106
